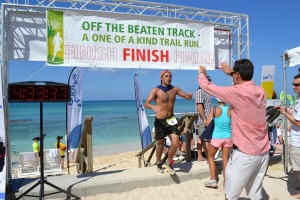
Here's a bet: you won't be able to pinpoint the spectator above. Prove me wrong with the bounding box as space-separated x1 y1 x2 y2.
32 137 40 157
205 98 232 189
277 73 300 198
194 76 213 161
55 136 66 169
272 91 277 99
198 59 270 199
179 127 194 153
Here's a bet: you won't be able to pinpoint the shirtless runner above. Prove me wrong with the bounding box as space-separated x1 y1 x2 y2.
144 70 192 175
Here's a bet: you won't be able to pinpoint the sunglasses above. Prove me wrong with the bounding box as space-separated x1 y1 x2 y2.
293 83 300 87
230 71 237 77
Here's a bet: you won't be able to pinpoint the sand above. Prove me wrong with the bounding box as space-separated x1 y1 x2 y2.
13 142 300 199
61 145 300 200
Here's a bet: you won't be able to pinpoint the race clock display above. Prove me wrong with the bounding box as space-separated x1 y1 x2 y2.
8 81 70 102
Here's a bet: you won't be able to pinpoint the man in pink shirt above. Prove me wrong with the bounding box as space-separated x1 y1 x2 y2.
198 59 270 200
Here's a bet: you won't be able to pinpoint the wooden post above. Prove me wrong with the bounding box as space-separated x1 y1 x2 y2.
185 129 191 162
138 157 142 168
76 116 93 174
135 140 157 168
145 145 156 167
184 113 197 162
86 116 93 173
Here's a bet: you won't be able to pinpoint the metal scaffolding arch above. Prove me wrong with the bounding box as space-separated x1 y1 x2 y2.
1 0 249 63
0 0 250 186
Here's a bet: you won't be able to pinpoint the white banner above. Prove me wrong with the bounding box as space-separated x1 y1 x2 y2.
261 65 275 82
47 10 215 69
67 67 84 150
134 74 152 149
7 11 232 70
287 46 300 67
261 65 275 99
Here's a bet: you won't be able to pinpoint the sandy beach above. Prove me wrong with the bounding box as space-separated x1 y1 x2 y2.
59 144 300 200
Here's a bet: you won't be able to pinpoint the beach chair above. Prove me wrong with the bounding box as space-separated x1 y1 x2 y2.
18 152 40 178
43 149 64 176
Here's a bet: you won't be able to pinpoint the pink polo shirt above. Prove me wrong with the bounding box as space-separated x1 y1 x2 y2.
198 74 269 155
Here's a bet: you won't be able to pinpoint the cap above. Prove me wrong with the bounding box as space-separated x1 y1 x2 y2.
160 70 172 78
216 98 224 103
32 137 40 141
57 136 63 140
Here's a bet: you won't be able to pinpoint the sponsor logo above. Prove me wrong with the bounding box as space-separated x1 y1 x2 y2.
263 74 273 80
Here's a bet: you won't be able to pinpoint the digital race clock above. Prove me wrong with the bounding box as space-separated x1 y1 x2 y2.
8 81 70 102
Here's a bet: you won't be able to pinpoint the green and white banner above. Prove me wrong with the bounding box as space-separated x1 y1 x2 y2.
47 10 64 64
47 9 215 69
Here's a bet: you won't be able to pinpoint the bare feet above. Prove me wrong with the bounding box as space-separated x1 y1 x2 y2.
197 157 206 161
292 193 300 199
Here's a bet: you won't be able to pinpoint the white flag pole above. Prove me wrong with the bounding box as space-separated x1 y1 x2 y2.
282 52 288 174
134 74 152 149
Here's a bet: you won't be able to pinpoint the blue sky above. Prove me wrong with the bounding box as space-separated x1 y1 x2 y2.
8 0 300 100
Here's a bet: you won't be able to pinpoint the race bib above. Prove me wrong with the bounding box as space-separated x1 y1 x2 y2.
166 116 178 126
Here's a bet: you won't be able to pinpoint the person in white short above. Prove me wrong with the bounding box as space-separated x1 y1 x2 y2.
278 73 300 198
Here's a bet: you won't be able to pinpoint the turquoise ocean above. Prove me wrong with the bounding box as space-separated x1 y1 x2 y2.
9 99 218 163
